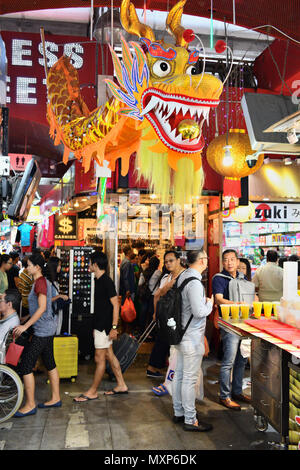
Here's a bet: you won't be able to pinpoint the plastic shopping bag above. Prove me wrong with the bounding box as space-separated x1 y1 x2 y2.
240 339 251 358
164 346 204 400
120 297 137 323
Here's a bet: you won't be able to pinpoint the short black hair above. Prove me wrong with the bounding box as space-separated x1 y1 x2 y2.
138 249 147 258
43 250 51 261
266 250 278 262
222 249 238 260
9 251 19 261
21 256 29 269
164 250 180 260
0 254 12 267
289 254 299 262
90 251 108 271
278 256 288 268
4 289 21 311
259 248 265 257
123 245 132 256
187 250 206 265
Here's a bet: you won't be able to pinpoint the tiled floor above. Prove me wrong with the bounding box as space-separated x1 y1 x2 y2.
0 355 282 450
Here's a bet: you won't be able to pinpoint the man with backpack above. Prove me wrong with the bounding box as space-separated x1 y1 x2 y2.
212 249 251 411
169 249 213 432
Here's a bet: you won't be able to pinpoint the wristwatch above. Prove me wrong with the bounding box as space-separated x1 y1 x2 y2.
112 325 118 330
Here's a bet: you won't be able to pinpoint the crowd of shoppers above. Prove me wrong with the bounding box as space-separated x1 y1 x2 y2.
0 242 298 432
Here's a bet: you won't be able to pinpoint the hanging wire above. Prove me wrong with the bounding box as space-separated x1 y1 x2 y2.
280 39 290 95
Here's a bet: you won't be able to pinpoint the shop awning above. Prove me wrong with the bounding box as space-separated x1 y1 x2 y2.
249 161 300 201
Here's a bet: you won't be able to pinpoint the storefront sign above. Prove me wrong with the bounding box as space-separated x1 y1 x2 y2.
1 31 113 125
225 202 300 223
54 213 77 240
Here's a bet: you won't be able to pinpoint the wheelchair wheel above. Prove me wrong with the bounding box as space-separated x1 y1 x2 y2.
0 365 24 423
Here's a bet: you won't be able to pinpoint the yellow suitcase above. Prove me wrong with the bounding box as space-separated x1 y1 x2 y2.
53 335 78 382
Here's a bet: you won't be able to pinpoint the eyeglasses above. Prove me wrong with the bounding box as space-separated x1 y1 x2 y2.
7 262 13 265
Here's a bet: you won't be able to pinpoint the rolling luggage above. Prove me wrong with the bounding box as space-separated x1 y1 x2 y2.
53 303 79 382
106 321 156 377
53 335 78 382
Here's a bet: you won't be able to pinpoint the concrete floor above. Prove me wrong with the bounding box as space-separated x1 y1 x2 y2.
0 354 281 451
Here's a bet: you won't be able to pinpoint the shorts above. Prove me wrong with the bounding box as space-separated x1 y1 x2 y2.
94 329 112 349
18 335 56 376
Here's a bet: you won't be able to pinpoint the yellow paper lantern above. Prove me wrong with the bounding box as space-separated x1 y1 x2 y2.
207 130 264 178
206 130 264 205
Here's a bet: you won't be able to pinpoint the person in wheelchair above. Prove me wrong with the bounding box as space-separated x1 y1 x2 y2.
0 290 21 345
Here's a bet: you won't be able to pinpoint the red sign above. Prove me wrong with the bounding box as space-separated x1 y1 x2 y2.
9 153 32 171
2 31 113 126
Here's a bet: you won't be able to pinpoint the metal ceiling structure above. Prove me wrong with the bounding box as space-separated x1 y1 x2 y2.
0 0 299 42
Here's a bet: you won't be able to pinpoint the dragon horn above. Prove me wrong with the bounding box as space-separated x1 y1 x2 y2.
166 0 188 48
120 0 155 42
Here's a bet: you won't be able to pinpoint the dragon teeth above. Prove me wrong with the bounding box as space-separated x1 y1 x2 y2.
140 96 160 116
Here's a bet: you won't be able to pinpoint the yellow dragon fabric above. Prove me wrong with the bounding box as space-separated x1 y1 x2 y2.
46 0 223 203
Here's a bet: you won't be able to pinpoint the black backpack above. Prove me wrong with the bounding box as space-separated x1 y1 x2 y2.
156 275 201 346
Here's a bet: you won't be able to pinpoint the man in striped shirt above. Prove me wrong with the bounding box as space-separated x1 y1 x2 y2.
18 257 33 321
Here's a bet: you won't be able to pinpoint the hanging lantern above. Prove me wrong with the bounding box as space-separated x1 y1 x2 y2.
206 129 264 207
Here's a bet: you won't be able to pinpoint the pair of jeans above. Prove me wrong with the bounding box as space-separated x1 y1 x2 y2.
172 337 204 425
219 328 248 400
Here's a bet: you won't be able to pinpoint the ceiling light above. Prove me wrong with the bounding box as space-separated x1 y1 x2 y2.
284 157 292 165
150 194 157 199
222 145 233 166
74 201 79 207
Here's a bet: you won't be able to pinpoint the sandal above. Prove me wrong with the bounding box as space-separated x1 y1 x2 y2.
152 384 169 396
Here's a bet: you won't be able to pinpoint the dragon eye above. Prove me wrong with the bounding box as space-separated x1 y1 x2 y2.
152 60 172 78
186 65 200 75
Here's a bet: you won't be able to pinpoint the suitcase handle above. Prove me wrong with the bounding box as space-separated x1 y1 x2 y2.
137 320 156 345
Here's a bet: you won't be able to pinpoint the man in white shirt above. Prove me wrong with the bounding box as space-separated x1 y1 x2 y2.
0 289 21 345
252 250 283 301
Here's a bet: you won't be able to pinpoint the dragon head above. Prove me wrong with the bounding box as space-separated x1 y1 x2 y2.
105 0 224 202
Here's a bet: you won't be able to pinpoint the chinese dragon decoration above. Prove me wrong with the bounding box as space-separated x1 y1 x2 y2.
46 0 224 203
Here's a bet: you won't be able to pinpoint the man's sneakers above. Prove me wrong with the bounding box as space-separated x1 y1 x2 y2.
173 414 213 432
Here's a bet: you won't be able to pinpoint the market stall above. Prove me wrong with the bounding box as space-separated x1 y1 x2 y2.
218 262 300 449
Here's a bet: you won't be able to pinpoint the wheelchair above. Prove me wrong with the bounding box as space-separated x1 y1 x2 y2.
0 330 24 423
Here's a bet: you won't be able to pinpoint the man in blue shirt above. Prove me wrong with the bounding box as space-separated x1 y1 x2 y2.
212 249 250 411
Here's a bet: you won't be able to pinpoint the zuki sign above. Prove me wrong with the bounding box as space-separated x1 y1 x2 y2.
254 203 300 223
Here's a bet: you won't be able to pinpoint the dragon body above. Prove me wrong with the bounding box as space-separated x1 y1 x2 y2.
46 0 223 203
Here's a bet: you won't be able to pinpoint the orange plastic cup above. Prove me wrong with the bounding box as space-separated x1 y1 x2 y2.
252 302 262 319
231 304 240 321
220 304 230 321
263 302 273 318
240 304 250 320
